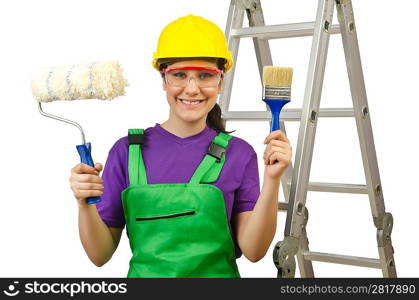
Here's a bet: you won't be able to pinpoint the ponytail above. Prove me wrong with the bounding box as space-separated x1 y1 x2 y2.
206 102 234 134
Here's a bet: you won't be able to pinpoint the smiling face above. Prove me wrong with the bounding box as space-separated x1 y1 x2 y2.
162 60 223 125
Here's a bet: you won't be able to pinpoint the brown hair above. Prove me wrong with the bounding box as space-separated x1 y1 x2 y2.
158 57 235 134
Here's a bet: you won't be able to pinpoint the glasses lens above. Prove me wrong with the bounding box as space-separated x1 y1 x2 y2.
166 69 220 88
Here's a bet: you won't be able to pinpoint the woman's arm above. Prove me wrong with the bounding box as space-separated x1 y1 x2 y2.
70 162 123 267
78 202 122 267
234 130 291 262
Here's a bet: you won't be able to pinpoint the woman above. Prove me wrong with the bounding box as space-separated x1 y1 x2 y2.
69 15 292 278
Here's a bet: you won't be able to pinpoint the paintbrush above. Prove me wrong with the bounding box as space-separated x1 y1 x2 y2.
262 66 293 132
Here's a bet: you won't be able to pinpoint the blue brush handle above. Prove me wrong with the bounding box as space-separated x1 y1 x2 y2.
271 108 280 132
262 99 291 132
76 143 102 205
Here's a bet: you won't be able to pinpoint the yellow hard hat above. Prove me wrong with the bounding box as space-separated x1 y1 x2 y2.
152 15 234 72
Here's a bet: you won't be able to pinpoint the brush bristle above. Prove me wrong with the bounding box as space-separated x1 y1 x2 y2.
263 66 293 87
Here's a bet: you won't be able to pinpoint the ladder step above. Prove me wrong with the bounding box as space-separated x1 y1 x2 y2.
283 182 367 194
230 22 341 40
304 182 368 194
223 108 354 121
278 183 367 212
279 201 289 211
302 251 381 269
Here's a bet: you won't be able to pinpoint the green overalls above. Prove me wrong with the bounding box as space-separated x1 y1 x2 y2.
121 129 241 278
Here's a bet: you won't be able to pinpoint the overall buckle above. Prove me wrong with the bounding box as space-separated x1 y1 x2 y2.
207 143 225 163
128 134 145 145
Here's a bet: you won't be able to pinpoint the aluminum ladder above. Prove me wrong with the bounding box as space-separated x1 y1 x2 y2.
219 0 397 277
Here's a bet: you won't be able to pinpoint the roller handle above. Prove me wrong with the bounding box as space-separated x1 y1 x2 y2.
76 143 102 205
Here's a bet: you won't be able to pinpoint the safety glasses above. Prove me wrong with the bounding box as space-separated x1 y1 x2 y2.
161 66 223 88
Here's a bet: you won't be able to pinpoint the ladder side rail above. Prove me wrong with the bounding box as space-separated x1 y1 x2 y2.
244 2 310 277
244 1 305 210
244 0 273 82
277 0 336 278
283 0 335 277
284 0 335 238
336 0 397 277
244 1 295 199
279 121 293 203
297 228 314 277
219 0 245 114
336 0 385 218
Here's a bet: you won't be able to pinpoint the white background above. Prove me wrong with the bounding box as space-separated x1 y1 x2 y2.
0 0 418 278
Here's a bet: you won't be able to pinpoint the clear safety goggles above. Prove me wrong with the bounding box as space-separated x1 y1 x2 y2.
161 66 223 88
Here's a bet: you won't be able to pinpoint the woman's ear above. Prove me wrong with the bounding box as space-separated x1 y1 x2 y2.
162 77 167 91
217 76 224 94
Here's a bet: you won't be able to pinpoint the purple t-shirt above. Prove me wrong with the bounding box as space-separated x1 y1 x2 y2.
96 123 260 258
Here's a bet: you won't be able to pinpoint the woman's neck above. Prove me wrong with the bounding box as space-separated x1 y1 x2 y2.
160 119 207 138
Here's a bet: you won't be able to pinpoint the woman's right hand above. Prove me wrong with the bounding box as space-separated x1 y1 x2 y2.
70 163 104 207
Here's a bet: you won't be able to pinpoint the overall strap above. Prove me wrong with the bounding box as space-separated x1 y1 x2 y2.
189 132 233 184
128 129 147 185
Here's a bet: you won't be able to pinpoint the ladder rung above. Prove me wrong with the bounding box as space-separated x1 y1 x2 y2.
302 251 381 269
279 201 288 211
223 108 354 121
305 182 368 194
279 183 367 212
230 22 341 40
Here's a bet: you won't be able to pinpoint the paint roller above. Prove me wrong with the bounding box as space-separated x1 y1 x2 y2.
32 61 128 204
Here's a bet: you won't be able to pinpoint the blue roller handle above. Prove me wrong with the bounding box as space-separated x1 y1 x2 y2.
76 142 102 205
262 99 291 132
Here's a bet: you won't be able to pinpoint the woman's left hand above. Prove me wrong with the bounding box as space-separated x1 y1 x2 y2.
263 130 292 179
